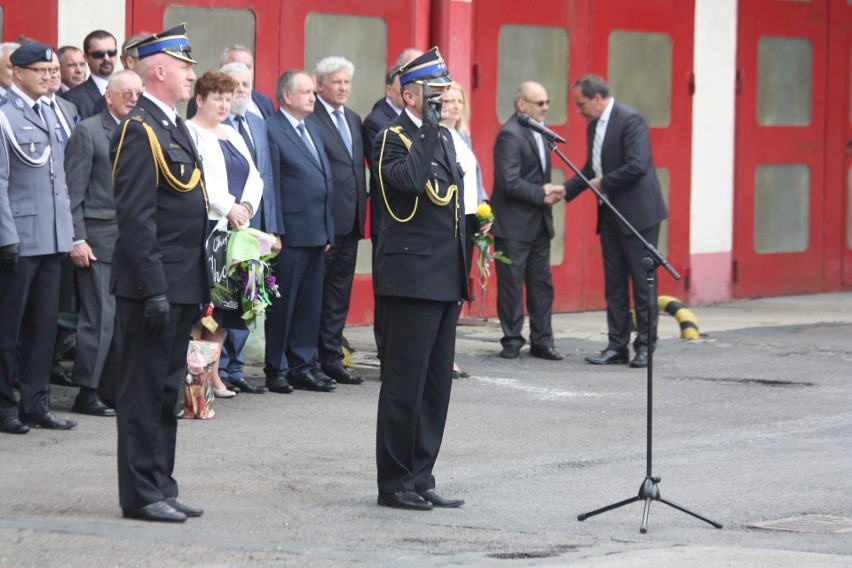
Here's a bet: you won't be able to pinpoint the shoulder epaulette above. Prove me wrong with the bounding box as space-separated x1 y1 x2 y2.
389 125 412 152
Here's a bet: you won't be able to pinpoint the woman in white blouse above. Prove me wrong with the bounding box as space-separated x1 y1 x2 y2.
186 71 263 398
442 83 491 380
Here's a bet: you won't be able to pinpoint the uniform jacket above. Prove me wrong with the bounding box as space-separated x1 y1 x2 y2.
222 112 281 234
362 98 398 238
61 76 100 120
307 101 367 238
0 89 73 256
65 108 119 260
373 109 468 302
564 101 668 234
491 113 554 242
109 95 210 304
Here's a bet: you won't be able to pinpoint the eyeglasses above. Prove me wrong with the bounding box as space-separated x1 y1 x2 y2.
87 49 118 59
525 99 550 107
23 66 59 77
113 89 144 100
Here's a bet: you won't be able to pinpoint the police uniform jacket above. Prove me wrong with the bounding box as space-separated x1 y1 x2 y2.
373 109 468 303
0 87 73 256
109 95 210 304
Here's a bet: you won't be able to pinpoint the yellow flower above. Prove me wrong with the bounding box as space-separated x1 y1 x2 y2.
476 202 493 221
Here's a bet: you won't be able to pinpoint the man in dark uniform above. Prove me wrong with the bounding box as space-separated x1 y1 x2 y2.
373 48 468 511
110 24 209 523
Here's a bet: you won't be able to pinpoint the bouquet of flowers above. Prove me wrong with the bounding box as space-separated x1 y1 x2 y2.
225 228 281 327
471 202 511 316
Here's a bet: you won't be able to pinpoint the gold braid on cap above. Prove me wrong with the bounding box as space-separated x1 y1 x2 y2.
112 116 208 212
378 125 459 236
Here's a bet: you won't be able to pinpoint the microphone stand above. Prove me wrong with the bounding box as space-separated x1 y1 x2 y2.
545 139 722 533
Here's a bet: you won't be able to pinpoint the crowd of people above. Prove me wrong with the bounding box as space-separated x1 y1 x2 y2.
0 23 665 520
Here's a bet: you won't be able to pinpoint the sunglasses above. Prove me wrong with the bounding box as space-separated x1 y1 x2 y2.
525 99 550 107
87 49 118 59
114 89 144 100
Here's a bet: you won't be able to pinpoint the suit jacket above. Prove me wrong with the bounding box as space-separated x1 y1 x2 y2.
222 112 281 234
186 90 276 120
61 76 101 120
564 101 668 234
307 101 367 238
0 90 73 256
65 108 119 260
109 95 210 304
362 98 399 238
373 110 468 302
265 111 334 248
54 96 79 134
490 113 554 242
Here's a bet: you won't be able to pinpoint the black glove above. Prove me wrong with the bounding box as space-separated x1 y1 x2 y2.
421 84 443 126
0 243 19 273
194 303 207 323
142 294 170 337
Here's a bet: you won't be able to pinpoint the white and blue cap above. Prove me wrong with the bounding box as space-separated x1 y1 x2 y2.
397 47 453 87
9 43 53 66
129 23 197 64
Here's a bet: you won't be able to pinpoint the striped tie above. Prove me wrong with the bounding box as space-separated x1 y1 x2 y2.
592 119 605 179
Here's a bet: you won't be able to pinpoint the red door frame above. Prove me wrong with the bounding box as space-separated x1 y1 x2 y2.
733 0 828 297
1 0 57 45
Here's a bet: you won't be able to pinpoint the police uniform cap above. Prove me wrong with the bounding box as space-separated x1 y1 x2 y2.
397 47 453 87
128 23 197 64
9 43 53 67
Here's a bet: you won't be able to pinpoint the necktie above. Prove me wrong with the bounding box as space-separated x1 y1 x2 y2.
592 119 606 179
32 102 45 127
533 131 547 174
296 122 320 163
235 115 257 165
48 101 69 146
333 109 353 158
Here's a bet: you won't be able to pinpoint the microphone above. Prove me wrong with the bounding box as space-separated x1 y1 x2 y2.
517 114 566 144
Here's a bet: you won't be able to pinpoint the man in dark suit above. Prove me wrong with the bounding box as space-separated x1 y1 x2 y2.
373 48 467 511
563 74 668 368
491 81 565 361
61 30 117 119
185 45 275 120
0 44 76 435
215 61 278 395
66 70 143 417
263 70 335 394
307 56 367 386
110 25 208 523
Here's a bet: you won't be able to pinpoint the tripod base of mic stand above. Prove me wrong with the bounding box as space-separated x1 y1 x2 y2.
577 477 722 533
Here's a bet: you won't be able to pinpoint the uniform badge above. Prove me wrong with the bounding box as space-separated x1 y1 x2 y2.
162 120 170 126
180 164 185 176
30 142 36 154
14 99 23 108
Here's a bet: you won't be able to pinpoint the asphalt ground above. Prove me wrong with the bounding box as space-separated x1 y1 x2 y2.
1 292 851 567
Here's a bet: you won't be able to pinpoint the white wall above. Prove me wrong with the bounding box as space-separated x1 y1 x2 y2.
57 0 124 55
690 0 737 255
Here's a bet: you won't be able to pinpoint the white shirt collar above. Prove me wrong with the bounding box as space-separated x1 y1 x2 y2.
385 96 402 115
404 108 422 128
599 97 615 124
142 92 178 125
10 84 38 109
279 108 302 130
318 96 341 114
91 74 109 95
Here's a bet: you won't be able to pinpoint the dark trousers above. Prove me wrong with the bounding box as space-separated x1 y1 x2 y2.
264 245 324 378
73 261 120 392
0 254 61 419
51 254 76 368
318 230 359 365
494 228 554 350
371 235 383 355
115 298 196 509
219 328 250 382
376 296 457 494
599 209 660 352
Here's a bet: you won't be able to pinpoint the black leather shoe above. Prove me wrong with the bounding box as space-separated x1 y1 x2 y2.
289 371 336 392
266 375 294 394
230 377 268 394
222 379 241 393
164 497 203 517
122 501 186 523
630 350 649 368
0 416 29 434
419 488 465 508
377 491 433 511
49 367 75 388
21 411 77 430
499 344 521 359
530 345 564 361
321 362 365 385
585 349 629 365
72 392 116 417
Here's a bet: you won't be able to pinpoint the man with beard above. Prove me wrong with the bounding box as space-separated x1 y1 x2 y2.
62 30 117 119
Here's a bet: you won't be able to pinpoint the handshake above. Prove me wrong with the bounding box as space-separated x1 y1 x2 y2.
543 183 566 207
